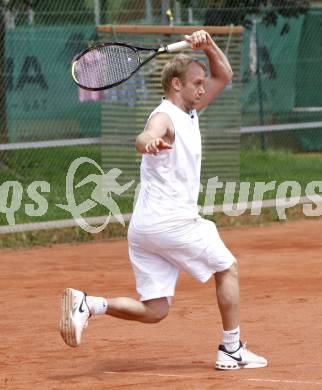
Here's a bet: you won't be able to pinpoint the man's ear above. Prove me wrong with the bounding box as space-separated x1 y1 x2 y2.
171 77 182 92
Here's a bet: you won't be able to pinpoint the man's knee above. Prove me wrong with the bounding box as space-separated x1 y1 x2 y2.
148 309 168 323
143 298 169 323
228 260 238 275
215 260 239 282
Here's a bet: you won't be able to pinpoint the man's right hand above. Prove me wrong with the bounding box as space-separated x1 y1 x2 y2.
145 138 172 155
135 112 174 155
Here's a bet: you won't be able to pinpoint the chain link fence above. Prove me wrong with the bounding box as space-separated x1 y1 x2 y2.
0 0 321 233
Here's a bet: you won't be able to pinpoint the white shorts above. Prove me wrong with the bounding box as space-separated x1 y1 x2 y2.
128 218 235 302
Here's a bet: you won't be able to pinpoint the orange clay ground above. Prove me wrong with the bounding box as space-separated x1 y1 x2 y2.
1 218 322 390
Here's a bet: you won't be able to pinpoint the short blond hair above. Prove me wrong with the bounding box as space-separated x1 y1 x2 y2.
161 54 206 93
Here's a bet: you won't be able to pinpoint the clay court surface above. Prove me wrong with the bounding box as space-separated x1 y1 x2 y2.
1 218 322 389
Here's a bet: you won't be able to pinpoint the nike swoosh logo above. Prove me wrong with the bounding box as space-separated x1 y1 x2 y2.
79 297 86 313
223 352 243 362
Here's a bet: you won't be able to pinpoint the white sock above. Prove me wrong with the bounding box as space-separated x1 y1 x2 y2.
222 326 240 352
86 296 108 316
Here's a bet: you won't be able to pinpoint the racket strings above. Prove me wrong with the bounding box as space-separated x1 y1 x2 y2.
74 45 139 89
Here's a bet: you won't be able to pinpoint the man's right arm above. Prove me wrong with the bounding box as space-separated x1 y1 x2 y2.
135 112 174 155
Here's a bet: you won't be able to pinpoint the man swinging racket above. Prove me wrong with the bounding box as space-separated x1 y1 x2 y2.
60 30 267 370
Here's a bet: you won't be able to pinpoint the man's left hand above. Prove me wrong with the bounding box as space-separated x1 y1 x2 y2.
185 30 213 51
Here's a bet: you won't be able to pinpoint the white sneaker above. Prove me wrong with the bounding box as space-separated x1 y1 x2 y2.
215 341 267 370
60 288 91 347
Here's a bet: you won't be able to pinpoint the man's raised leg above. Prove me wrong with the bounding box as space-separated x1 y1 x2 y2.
60 288 169 347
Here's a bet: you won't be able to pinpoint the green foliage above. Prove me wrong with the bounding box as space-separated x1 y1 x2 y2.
1 146 321 247
2 0 94 24
1 146 322 226
204 0 310 30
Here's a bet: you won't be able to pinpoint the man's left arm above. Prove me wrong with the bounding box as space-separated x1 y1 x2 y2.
185 30 233 111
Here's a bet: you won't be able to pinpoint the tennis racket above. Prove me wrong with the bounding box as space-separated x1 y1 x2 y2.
71 40 190 91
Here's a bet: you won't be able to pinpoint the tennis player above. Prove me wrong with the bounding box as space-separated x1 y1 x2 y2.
60 30 267 370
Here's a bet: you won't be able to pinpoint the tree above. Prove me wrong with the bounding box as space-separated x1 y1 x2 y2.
204 0 311 31
0 1 7 145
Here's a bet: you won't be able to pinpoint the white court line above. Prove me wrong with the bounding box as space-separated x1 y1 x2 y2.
104 371 196 378
104 371 322 386
243 378 322 386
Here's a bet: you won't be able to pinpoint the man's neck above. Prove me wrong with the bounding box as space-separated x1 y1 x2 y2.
164 95 192 114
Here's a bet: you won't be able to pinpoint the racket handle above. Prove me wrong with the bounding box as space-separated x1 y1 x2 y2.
166 40 190 53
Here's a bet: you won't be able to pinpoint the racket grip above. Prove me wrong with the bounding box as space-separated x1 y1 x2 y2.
166 40 190 53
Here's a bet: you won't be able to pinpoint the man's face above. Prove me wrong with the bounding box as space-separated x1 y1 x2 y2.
179 62 206 109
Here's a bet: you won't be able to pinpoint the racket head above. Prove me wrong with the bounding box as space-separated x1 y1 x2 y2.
71 42 141 91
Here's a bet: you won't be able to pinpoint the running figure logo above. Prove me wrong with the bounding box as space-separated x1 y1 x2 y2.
56 157 134 233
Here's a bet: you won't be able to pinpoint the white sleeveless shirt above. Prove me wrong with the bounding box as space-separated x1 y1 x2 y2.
130 99 201 233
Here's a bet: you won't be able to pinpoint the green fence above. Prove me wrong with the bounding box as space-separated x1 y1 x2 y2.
5 25 101 142
0 1 322 233
241 9 322 151
3 7 321 146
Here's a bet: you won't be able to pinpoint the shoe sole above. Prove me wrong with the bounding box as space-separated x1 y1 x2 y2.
215 361 267 370
240 362 267 369
215 361 239 370
60 288 78 348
